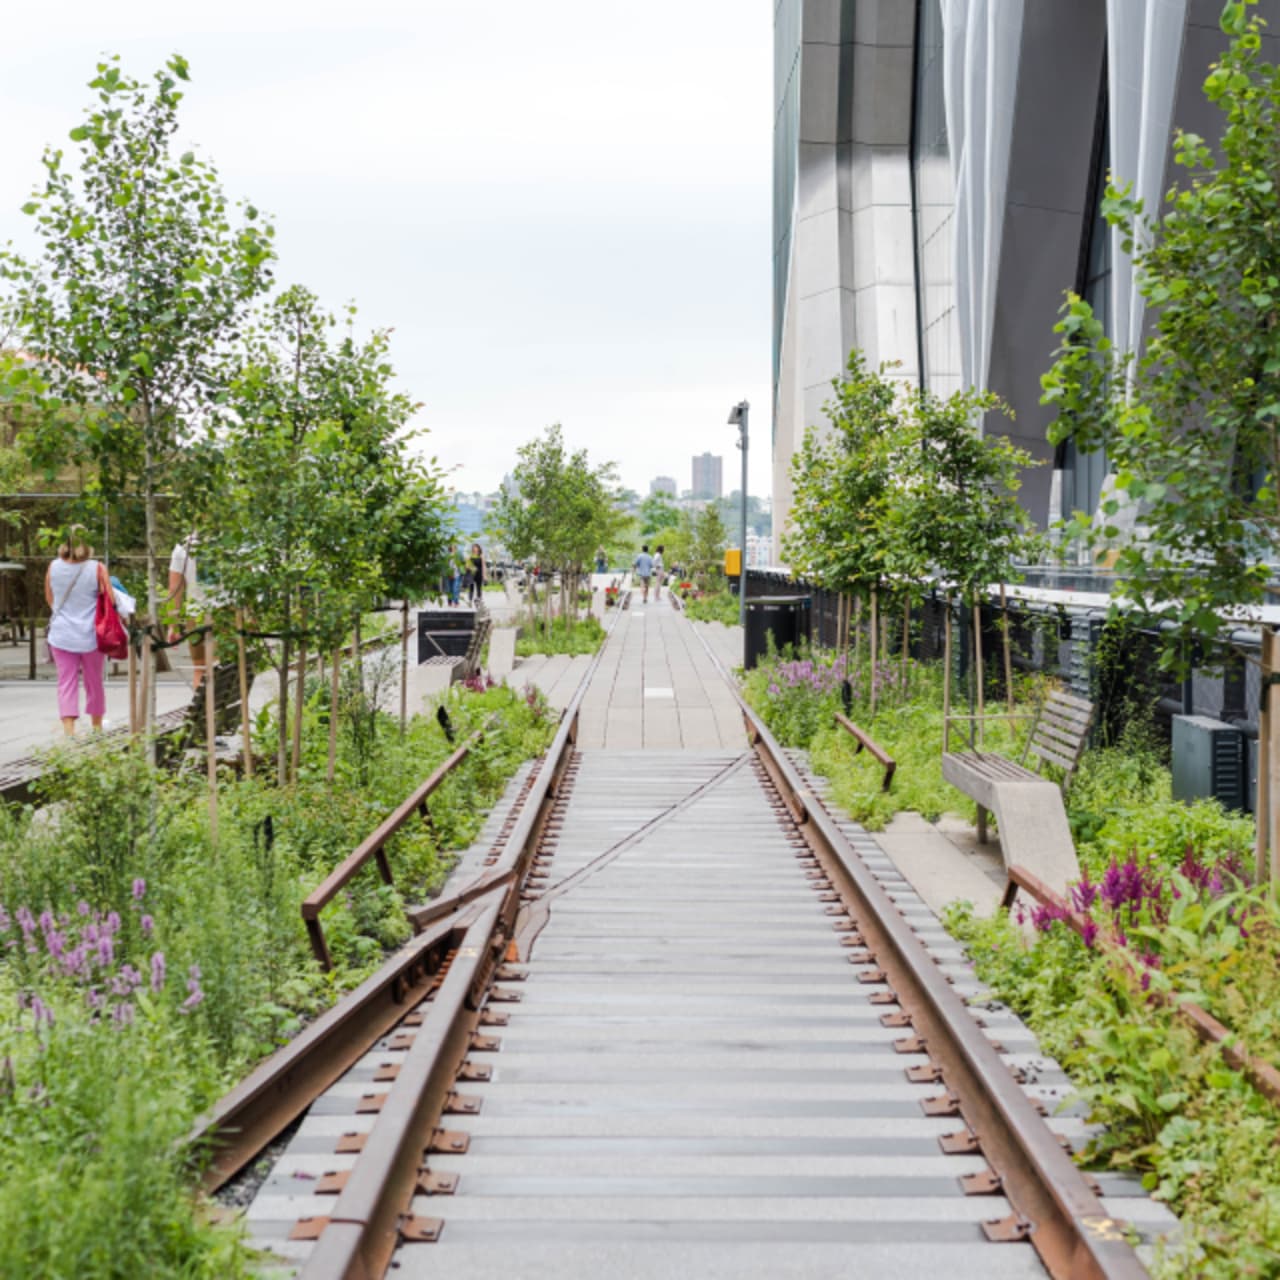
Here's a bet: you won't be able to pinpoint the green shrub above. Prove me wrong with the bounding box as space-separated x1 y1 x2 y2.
683 589 739 626
515 614 605 657
0 680 555 1275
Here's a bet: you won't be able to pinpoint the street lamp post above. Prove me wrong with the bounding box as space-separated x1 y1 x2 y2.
728 401 749 635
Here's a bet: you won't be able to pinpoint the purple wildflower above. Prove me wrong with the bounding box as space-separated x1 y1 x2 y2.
104 912 121 935
131 879 147 901
1071 870 1098 912
29 995 53 1027
140 914 154 936
16 907 34 936
77 901 91 917
38 910 53 934
1081 920 1098 948
96 935 114 966
150 951 166 993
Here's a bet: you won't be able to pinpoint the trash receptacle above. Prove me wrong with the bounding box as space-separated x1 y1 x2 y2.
744 595 810 670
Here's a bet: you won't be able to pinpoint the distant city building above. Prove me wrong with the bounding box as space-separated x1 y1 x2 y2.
691 453 723 500
650 476 677 497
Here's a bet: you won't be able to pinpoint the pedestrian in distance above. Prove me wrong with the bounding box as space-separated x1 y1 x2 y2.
634 543 654 603
595 547 608 574
652 545 665 600
167 533 211 689
44 526 110 736
468 542 486 606
446 543 463 606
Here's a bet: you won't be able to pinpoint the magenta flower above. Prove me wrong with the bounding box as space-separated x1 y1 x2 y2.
131 879 146 901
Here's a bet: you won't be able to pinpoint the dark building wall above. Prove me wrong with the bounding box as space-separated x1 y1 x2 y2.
985 0 1107 528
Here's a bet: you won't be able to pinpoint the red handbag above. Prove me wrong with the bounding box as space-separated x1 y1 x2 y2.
95 567 128 660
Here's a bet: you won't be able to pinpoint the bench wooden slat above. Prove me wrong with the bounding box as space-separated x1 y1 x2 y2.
1046 690 1093 714
1039 706 1090 737
1033 720 1085 753
1027 740 1081 773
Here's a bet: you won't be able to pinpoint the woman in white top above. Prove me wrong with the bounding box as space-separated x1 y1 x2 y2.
652 545 665 600
44 529 109 735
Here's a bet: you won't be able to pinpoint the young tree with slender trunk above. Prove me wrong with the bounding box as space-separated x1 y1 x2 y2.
7 56 273 734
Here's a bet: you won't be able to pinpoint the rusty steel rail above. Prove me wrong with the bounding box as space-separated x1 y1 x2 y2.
679 619 1149 1280
302 722 491 969
833 711 897 792
1004 863 1280 1108
190 910 474 1191
290 619 603 1277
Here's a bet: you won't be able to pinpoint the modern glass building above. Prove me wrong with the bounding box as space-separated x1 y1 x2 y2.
771 0 1280 557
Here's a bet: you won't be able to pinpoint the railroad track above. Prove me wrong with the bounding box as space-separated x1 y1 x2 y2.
198 622 1176 1279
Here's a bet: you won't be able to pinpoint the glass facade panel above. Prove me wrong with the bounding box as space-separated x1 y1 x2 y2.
1064 94 1111 522
773 0 802 412
911 0 961 398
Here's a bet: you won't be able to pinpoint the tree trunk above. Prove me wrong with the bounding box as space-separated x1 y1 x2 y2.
236 608 253 778
900 596 911 702
328 648 341 784
141 431 160 751
869 588 879 718
399 601 409 738
1266 628 1280 883
1000 584 1015 727
972 596 986 749
277 611 291 783
942 599 953 753
204 613 218 850
291 605 308 784
853 595 862 672
1257 630 1273 882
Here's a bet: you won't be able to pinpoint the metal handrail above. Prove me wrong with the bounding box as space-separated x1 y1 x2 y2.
301 722 490 969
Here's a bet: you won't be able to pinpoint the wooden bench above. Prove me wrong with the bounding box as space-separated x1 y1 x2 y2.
421 613 491 684
941 689 1094 895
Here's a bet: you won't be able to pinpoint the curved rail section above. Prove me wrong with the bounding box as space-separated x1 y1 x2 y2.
191 620 604 1212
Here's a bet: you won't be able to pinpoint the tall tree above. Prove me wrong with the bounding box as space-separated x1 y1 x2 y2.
196 287 445 782
1041 2 1280 654
7 55 273 729
487 425 623 630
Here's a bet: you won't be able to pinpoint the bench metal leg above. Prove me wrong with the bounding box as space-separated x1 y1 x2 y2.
976 805 988 845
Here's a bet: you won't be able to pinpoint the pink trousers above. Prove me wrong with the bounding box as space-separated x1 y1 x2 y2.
50 645 106 719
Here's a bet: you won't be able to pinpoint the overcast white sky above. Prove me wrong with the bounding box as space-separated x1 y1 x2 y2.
0 1 774 500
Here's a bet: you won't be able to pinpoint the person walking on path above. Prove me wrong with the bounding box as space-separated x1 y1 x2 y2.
634 544 654 603
594 547 608 574
652 545 665 600
44 529 109 736
167 534 211 690
467 543 486 606
445 543 463 606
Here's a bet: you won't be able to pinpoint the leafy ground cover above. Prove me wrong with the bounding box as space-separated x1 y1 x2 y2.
742 644 1026 829
515 614 605 658
0 674 556 1276
947 831 1277 1278
683 588 740 626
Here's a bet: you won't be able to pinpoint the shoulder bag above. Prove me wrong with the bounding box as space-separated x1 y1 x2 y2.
95 563 128 660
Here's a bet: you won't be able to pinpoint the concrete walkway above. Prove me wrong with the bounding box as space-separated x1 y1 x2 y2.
576 595 744 751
